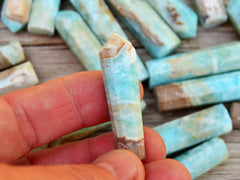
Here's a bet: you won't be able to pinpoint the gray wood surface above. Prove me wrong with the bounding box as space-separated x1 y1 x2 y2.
0 0 239 179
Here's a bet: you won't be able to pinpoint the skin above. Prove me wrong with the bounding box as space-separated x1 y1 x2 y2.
0 71 191 180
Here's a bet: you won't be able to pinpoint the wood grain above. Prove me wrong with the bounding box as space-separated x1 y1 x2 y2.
0 0 239 179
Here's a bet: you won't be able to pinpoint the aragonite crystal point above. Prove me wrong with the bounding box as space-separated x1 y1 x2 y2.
70 0 149 81
146 0 198 38
69 0 128 46
49 122 111 147
227 0 240 36
155 71 240 111
0 61 39 95
99 33 145 159
230 102 240 129
0 41 25 70
105 0 180 58
175 138 229 179
153 104 232 155
191 0 227 28
28 0 61 36
1 0 32 32
55 11 102 71
147 42 240 89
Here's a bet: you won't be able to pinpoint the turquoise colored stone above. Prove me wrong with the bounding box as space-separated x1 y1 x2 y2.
105 0 181 58
146 0 198 38
0 41 25 70
70 0 148 81
146 53 184 89
155 71 240 111
99 34 145 159
153 104 232 155
28 0 61 35
69 0 128 45
1 0 32 33
55 11 102 71
227 0 240 35
0 62 39 95
147 42 240 89
191 0 227 28
175 138 228 179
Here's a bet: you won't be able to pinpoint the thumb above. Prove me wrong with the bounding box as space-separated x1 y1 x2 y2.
93 149 145 180
0 150 144 180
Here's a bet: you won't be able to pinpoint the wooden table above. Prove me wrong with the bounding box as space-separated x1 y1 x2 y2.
1 0 239 179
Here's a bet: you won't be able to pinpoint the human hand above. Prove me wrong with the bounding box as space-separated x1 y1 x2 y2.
0 71 191 179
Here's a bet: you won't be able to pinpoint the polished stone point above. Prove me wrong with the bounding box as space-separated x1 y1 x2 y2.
227 0 240 35
0 61 39 95
100 33 145 159
49 122 111 147
191 0 227 28
153 104 232 155
70 0 148 81
0 41 25 70
105 0 180 58
155 71 240 111
2 0 32 32
230 102 240 129
55 11 102 71
146 0 198 38
28 0 61 36
147 42 240 89
175 138 228 179
70 0 128 45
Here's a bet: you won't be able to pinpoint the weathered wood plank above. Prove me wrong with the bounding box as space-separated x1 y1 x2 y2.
24 45 84 83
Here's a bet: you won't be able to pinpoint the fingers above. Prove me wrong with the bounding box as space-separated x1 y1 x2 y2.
0 71 143 162
93 150 145 180
26 132 115 165
20 127 166 165
142 127 166 164
145 159 191 180
0 150 144 180
0 164 116 180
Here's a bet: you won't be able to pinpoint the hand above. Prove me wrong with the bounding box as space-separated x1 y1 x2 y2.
0 71 190 179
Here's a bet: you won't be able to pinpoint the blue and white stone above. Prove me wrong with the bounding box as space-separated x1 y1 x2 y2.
146 0 198 38
28 0 61 35
2 0 32 32
191 0 227 28
105 0 181 58
153 104 232 155
70 0 148 81
175 138 228 179
147 42 240 89
55 11 102 71
0 41 25 70
99 33 145 159
0 61 39 95
227 0 240 36
155 71 240 111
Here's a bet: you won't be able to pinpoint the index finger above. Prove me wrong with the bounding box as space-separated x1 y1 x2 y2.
0 71 143 163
